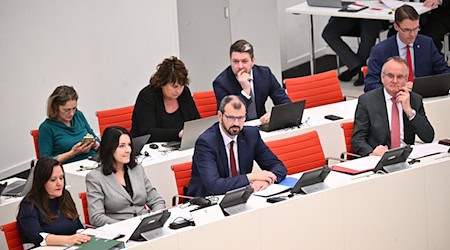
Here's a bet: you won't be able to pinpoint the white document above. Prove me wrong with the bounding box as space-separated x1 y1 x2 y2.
409 143 449 159
332 156 381 172
253 183 290 197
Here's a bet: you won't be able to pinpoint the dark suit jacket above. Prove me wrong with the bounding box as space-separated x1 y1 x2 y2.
186 123 287 197
213 65 291 118
352 88 434 157
364 34 450 92
131 85 200 141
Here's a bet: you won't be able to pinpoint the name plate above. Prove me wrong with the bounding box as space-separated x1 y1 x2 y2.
190 204 225 226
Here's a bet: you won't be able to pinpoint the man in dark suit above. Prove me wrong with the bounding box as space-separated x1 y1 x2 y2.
364 5 450 92
187 95 287 197
420 0 450 51
213 39 291 125
352 57 434 157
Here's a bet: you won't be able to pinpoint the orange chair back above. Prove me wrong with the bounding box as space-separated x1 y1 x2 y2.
1 221 23 250
266 131 326 175
78 192 90 225
30 130 40 159
341 122 354 155
284 70 344 109
193 91 217 118
96 105 134 136
171 162 192 204
361 66 368 77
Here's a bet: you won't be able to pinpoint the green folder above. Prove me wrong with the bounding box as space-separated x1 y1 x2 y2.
64 236 125 250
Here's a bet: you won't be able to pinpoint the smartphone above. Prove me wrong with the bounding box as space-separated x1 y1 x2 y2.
81 135 94 144
324 114 343 121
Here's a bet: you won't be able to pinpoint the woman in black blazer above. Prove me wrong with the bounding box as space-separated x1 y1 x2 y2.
131 56 200 142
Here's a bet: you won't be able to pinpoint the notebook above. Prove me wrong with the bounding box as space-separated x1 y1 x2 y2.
2 165 35 197
163 116 217 150
258 100 306 132
306 0 354 8
132 134 151 155
412 73 450 98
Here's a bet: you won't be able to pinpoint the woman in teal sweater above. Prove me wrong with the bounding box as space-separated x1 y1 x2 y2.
39 85 99 163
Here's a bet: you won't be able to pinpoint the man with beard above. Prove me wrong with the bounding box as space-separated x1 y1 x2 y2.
187 95 287 197
213 39 291 125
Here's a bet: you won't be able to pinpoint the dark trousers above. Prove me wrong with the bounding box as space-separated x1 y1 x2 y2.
420 6 450 51
322 17 387 71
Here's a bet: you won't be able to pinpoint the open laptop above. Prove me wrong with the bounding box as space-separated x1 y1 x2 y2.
306 0 354 8
132 134 151 155
2 164 35 197
163 116 217 150
413 73 450 98
219 185 254 216
258 100 306 132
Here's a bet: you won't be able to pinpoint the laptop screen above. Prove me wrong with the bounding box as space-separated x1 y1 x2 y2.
412 73 450 98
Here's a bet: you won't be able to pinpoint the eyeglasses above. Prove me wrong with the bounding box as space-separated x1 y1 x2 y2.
382 72 407 82
396 24 420 34
62 107 77 114
223 114 246 122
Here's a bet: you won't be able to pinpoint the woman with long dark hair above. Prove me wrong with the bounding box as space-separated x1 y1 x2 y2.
17 158 90 249
86 126 165 227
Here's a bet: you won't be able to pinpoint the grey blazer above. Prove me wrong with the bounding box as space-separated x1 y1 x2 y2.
85 164 165 227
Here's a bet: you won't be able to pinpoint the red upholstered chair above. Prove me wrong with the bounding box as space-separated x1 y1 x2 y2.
340 122 361 160
171 162 192 206
30 129 40 159
1 221 23 250
265 131 327 175
192 91 217 118
284 70 344 109
95 105 134 136
78 192 90 226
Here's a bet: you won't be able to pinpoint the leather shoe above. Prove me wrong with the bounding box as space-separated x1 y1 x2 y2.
338 69 358 82
353 72 364 86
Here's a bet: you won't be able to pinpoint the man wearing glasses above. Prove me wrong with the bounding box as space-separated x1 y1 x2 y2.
187 95 287 197
352 57 434 157
364 4 450 92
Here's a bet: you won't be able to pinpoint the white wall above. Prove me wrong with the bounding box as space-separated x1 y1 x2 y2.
0 0 179 179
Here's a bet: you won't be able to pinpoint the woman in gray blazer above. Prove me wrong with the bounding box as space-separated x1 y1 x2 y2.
85 126 165 227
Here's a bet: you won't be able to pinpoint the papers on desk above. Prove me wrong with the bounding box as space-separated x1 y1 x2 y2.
331 156 381 175
253 183 290 197
409 143 449 159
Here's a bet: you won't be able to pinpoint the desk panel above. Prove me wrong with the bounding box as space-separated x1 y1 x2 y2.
423 157 450 250
341 169 427 250
260 190 344 250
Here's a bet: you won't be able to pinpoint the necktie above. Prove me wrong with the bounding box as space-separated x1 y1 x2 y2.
391 97 400 149
247 84 257 120
229 141 238 177
406 45 414 82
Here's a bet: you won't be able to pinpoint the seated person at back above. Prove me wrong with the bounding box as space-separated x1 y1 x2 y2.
213 39 291 125
131 56 200 142
17 158 90 249
187 95 287 197
86 126 165 227
39 85 99 163
352 57 434 157
420 0 450 51
364 5 450 92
